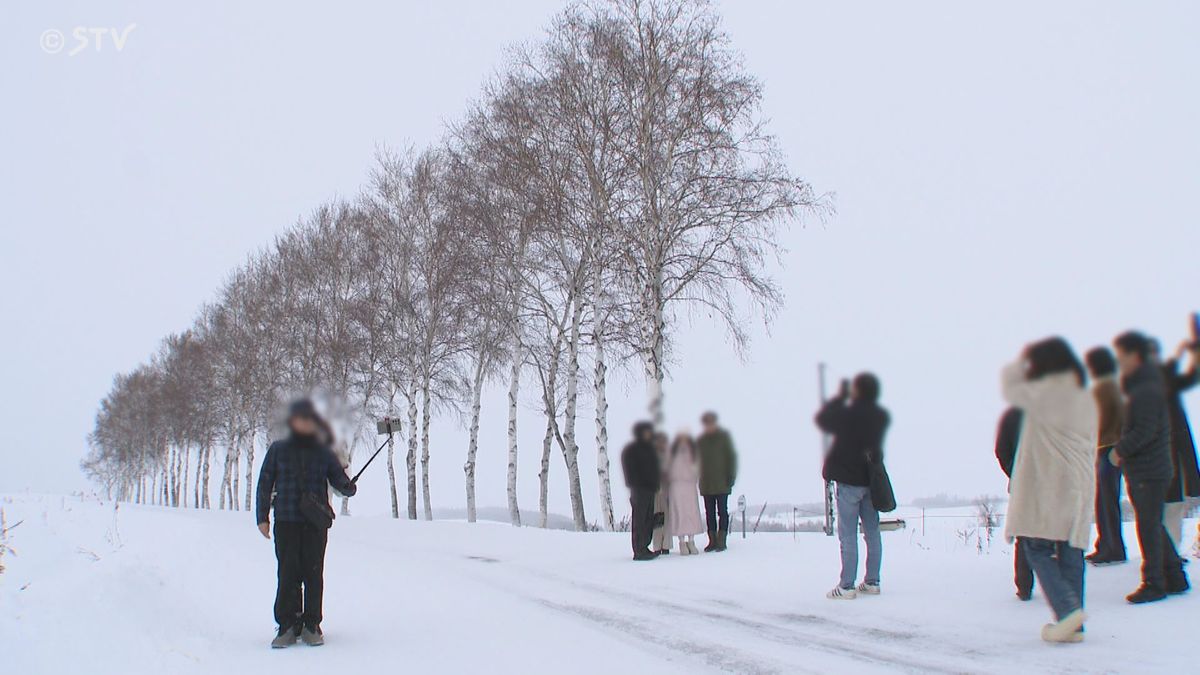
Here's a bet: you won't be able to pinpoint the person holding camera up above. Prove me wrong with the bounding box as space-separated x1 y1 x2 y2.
256 399 358 648
1159 319 1200 552
816 373 889 600
1110 332 1188 603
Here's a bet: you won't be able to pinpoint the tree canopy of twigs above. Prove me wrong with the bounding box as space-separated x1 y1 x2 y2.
81 0 826 531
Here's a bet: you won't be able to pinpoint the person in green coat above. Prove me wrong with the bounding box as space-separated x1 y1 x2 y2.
697 411 738 552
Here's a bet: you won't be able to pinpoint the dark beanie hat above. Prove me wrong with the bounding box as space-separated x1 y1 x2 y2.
288 399 319 421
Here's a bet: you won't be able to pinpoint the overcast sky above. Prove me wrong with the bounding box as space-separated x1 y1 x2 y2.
2 1 1198 520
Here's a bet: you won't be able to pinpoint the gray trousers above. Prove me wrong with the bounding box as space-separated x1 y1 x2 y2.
836 483 882 589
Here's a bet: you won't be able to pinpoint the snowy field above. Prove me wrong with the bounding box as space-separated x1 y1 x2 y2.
1 494 1194 674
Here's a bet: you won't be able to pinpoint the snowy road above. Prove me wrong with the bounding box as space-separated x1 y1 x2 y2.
2 494 1195 674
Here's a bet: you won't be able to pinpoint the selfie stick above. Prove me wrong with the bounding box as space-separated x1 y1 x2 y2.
350 418 400 484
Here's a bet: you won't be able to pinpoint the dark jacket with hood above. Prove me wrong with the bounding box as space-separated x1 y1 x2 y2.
256 432 357 525
817 397 890 487
1114 362 1173 483
994 406 1024 478
621 422 661 492
1163 358 1200 501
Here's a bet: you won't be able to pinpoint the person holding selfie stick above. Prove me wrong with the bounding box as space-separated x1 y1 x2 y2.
256 399 358 648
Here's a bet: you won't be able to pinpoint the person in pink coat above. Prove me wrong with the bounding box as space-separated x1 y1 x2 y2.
667 432 706 555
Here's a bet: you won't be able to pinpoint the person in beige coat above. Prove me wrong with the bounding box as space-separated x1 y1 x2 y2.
1001 337 1097 644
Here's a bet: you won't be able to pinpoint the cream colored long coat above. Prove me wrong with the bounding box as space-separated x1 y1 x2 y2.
1001 362 1097 550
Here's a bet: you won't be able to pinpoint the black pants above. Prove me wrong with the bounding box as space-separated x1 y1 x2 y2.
274 521 329 629
1092 447 1126 559
1126 478 1182 591
703 493 730 532
1014 537 1035 598
630 488 656 555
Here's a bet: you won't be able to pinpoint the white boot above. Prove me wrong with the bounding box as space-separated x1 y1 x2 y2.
679 539 690 555
686 538 700 555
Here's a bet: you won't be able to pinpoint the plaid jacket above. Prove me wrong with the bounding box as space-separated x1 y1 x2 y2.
255 435 356 524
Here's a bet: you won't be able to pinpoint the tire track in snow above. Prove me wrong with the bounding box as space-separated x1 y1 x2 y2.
456 558 974 674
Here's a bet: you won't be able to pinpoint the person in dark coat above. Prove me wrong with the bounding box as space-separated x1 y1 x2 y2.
1161 339 1200 549
1111 332 1188 604
994 406 1034 600
1085 347 1127 565
621 421 661 561
817 373 890 599
697 412 738 552
256 399 357 648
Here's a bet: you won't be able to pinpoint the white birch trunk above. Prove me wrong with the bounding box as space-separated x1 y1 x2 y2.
201 444 211 509
538 414 553 529
420 374 433 521
506 351 522 527
464 354 485 523
405 381 419 520
243 428 256 511
593 291 615 531
561 297 587 531
386 390 400 519
182 445 191 508
643 269 666 427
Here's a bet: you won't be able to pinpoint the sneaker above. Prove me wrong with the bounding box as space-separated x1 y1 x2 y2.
1040 609 1087 643
856 582 881 595
826 586 858 600
1041 624 1085 643
300 623 324 646
1087 556 1127 567
1126 584 1167 604
270 625 299 649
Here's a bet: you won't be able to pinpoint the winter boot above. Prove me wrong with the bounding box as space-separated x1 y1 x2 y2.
1166 569 1190 595
714 529 728 552
633 549 657 561
1126 584 1167 604
686 539 700 555
1040 609 1086 643
271 625 299 649
704 530 718 552
300 623 324 646
679 539 691 556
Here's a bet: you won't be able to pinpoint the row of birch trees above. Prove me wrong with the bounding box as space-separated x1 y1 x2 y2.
81 0 823 530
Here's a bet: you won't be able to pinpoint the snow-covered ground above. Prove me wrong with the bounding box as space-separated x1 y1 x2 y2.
1 494 1194 674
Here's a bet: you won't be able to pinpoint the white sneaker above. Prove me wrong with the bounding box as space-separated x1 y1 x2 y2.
857 582 881 595
827 586 858 600
1041 609 1087 643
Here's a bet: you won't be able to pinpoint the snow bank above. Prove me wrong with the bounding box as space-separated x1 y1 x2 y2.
1 494 1193 674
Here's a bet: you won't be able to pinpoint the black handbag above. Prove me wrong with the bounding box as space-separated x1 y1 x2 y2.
868 454 897 513
298 446 336 529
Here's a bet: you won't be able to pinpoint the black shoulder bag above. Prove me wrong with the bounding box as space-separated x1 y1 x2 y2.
298 445 336 529
867 450 897 514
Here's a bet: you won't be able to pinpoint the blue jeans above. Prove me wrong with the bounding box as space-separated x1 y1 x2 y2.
1019 537 1084 621
836 484 881 589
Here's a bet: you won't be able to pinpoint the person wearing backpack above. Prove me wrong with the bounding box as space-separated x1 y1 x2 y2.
816 372 890 600
256 399 358 648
